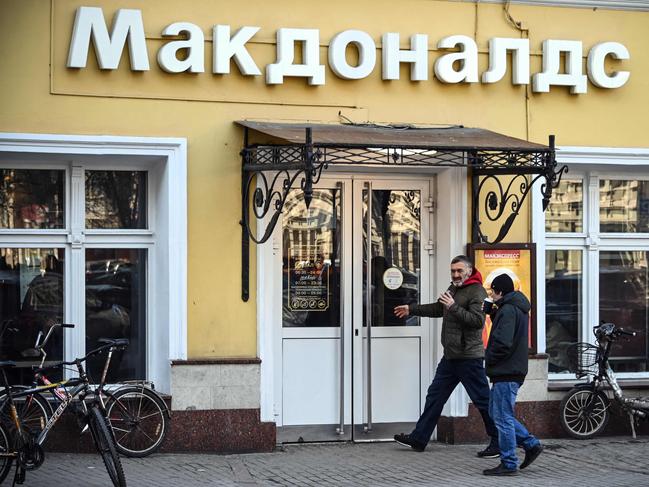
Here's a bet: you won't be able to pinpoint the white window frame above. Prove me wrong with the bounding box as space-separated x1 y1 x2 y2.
0 133 188 393
534 146 649 381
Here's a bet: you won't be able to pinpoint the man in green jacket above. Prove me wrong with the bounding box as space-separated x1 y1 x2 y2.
393 255 499 457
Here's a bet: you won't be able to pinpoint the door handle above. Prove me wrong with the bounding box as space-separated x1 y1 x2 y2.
365 182 373 432
337 181 345 436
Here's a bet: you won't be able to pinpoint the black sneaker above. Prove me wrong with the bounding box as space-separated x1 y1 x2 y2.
520 444 543 469
483 463 518 476
393 433 426 452
477 444 500 458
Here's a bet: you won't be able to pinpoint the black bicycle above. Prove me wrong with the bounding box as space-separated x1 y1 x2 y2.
0 342 127 486
4 323 170 458
560 322 649 439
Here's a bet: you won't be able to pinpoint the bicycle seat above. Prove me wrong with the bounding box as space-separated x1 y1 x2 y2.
0 361 16 368
21 347 41 358
97 338 130 347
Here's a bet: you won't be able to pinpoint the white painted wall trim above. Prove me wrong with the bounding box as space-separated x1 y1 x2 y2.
0 132 188 393
452 0 649 11
258 209 280 423
436 167 470 417
556 146 649 166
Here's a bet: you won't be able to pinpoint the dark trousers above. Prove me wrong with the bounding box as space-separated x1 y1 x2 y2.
410 356 498 445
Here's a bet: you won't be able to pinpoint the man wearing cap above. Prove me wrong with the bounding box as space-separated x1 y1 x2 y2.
392 255 499 458
483 273 543 476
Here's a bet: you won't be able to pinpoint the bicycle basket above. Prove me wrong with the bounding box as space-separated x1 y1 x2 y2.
566 342 600 378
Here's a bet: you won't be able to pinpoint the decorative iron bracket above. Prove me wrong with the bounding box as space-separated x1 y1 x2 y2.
240 128 328 301
240 125 566 301
471 135 568 244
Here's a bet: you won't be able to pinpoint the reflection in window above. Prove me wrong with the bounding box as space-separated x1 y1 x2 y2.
546 250 581 373
364 190 421 327
85 171 147 229
600 180 649 233
282 189 341 328
599 251 649 372
85 249 146 381
0 169 65 229
0 248 64 383
545 179 583 233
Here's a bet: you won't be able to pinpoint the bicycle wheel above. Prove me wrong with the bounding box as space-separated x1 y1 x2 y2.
0 388 50 437
106 386 169 458
87 405 126 487
560 386 610 439
0 422 14 484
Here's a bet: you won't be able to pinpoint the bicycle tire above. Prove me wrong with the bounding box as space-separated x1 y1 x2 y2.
0 388 51 437
560 386 610 439
87 405 127 487
0 422 13 484
106 386 169 458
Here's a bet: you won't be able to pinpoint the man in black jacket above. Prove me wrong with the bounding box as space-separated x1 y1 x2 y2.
483 273 543 476
392 255 499 457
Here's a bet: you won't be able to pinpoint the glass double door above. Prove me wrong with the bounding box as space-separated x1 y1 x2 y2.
278 176 433 442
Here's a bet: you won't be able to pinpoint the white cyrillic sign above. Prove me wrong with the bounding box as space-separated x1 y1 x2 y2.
67 7 631 94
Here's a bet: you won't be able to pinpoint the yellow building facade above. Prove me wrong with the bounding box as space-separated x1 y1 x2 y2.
1 0 648 451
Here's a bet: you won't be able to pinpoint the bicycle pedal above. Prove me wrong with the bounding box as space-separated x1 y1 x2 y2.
12 466 25 485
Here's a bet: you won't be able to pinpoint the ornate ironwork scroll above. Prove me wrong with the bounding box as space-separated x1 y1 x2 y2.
240 126 567 300
240 128 327 300
471 136 568 244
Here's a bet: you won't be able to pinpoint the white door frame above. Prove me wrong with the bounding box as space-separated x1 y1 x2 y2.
258 166 469 424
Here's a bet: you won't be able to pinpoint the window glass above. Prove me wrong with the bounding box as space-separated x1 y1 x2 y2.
599 251 649 372
546 250 581 373
85 171 147 229
282 189 341 328
0 248 64 383
600 180 649 233
545 179 583 233
85 248 146 381
363 189 421 327
0 169 65 229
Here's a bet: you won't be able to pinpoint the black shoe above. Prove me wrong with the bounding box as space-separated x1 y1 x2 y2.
520 444 543 469
483 463 518 476
393 433 426 452
476 444 500 458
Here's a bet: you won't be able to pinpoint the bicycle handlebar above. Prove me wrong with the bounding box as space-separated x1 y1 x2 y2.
617 329 636 337
33 339 129 375
594 322 636 341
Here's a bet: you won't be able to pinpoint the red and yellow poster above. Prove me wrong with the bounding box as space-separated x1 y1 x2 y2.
472 245 534 349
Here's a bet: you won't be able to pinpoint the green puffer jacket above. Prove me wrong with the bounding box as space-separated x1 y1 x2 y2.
408 269 487 359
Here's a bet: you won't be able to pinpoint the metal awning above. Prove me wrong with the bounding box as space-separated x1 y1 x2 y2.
237 121 567 301
237 121 548 151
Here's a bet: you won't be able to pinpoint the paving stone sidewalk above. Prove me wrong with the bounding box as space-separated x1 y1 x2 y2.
20 436 649 486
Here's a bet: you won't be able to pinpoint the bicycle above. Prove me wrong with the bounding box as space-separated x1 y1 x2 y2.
0 342 126 486
95 340 170 458
560 322 649 439
1 323 170 458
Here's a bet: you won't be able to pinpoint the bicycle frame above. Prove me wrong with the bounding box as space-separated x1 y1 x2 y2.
588 324 649 437
35 380 88 446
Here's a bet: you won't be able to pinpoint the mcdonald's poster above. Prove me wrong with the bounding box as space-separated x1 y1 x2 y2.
470 243 536 352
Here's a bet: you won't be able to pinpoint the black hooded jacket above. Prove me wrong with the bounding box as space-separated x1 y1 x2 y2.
485 291 531 383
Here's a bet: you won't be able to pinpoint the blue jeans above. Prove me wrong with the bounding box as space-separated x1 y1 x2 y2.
410 357 498 446
489 381 540 470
